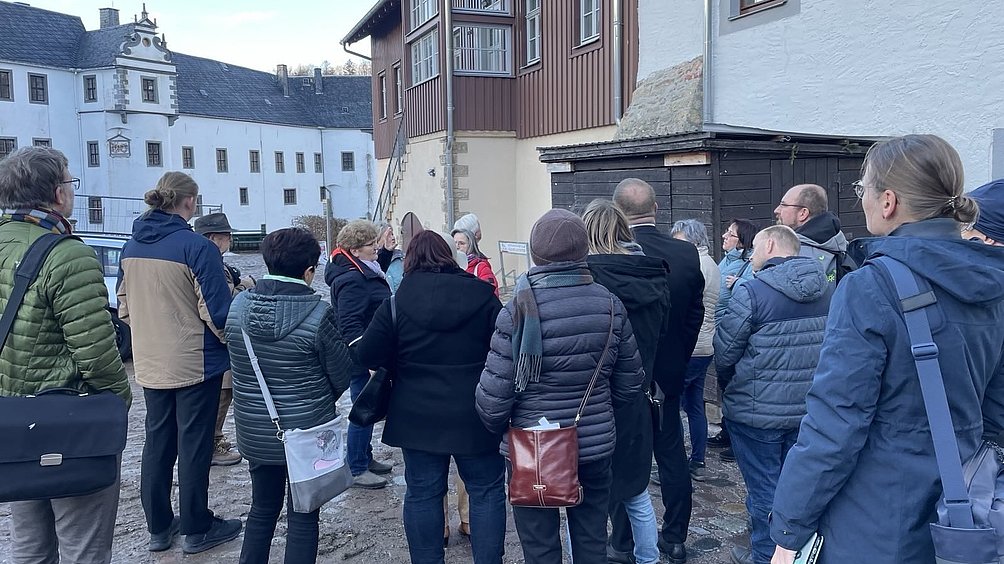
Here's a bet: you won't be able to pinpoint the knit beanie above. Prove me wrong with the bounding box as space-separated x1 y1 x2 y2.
529 209 589 265
970 179 1004 242
453 213 481 236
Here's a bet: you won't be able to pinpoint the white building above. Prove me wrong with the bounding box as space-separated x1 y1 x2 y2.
626 0 1004 187
0 2 375 233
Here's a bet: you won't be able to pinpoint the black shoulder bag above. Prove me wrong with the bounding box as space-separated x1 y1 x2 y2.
0 233 129 502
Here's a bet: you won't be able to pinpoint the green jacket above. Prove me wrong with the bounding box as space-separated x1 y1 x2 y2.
0 219 130 405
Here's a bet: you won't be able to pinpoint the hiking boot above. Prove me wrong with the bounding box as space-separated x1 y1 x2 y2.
657 538 687 564
211 439 242 467
707 431 731 448
149 516 180 552
730 546 754 564
607 544 636 563
182 516 242 554
719 447 736 463
352 470 388 489
690 460 711 482
368 458 394 475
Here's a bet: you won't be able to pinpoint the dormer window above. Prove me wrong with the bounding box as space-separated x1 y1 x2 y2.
141 77 157 103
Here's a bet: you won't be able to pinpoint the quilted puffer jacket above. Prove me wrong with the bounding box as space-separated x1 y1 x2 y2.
475 263 645 463
226 278 352 465
0 218 130 403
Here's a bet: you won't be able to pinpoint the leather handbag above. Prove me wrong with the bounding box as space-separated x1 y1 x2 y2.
507 298 615 508
242 330 352 513
0 233 128 502
348 296 396 427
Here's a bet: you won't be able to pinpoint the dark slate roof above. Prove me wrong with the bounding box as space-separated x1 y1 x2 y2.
76 24 138 68
291 76 373 129
0 1 86 68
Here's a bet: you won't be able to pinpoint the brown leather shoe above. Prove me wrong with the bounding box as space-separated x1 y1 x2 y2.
458 522 470 537
211 439 242 467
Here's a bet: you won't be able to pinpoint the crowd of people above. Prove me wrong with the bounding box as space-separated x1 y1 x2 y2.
0 131 1002 564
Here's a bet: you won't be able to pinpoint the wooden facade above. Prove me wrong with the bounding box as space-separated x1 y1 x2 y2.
349 0 638 159
540 132 876 259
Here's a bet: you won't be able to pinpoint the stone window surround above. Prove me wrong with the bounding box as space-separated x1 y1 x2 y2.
83 75 97 103
283 187 297 205
182 146 195 169
249 150 260 173
239 186 249 206
28 73 47 104
87 141 100 167
146 141 162 167
216 148 228 173
141 76 158 103
0 69 11 101
341 151 355 172
722 0 799 34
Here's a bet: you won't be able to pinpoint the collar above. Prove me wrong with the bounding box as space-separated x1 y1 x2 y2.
889 217 964 240
2 208 73 234
262 274 309 287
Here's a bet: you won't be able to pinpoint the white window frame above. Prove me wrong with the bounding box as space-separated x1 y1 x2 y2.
410 0 437 31
411 30 440 86
454 24 512 76
454 0 509 14
393 65 403 114
379 72 388 119
579 0 600 45
525 0 541 65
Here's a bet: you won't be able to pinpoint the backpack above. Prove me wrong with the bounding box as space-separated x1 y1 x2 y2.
876 255 1004 564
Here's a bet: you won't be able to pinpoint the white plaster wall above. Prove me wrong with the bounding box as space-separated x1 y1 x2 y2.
321 129 374 220
0 63 84 172
707 1 1004 186
637 0 704 81
393 133 449 233
455 132 518 274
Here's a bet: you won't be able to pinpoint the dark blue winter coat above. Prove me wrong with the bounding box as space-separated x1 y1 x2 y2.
769 218 1004 563
714 256 831 430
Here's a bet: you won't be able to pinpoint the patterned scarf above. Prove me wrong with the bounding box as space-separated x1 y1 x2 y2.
2 208 73 234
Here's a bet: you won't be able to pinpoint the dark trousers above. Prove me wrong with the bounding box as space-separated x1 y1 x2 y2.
629 394 692 546
346 368 374 476
511 457 612 564
727 419 798 564
401 448 506 564
141 376 221 536
239 462 320 564
682 356 713 463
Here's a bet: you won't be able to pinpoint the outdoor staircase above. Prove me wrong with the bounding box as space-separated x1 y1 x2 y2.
373 118 408 223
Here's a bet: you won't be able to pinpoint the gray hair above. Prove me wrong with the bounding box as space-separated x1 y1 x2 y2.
0 146 69 209
451 228 484 258
670 219 711 248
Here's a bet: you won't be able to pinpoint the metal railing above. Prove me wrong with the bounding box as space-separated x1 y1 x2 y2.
71 194 221 235
372 117 409 222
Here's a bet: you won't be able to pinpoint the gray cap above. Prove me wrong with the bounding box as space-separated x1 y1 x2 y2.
193 212 233 235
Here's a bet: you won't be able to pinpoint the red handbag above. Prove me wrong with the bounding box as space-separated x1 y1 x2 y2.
507 299 614 508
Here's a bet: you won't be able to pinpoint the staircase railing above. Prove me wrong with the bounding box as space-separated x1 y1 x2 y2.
373 117 408 222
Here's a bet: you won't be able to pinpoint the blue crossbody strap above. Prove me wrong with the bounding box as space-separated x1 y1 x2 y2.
874 256 975 529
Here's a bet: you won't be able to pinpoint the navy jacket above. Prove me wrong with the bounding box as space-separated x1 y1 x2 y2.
324 251 391 344
714 256 830 430
770 219 1004 562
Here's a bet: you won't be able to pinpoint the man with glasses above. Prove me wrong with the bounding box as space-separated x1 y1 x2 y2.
773 184 849 285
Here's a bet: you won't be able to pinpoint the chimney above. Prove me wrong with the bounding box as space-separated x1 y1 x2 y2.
276 64 289 97
99 7 120 29
314 67 323 95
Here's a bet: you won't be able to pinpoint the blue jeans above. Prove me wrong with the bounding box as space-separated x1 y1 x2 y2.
726 419 799 564
622 491 659 564
347 369 373 476
401 448 506 564
682 356 713 464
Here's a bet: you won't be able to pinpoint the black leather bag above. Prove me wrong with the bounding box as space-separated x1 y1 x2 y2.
348 296 395 427
0 233 129 502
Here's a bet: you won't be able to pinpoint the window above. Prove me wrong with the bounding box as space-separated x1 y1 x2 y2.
239 187 249 206
341 152 355 171
87 141 100 167
454 25 511 75
28 73 47 104
0 138 16 160
32 138 51 147
735 0 786 16
182 146 194 169
393 65 403 114
146 141 162 167
88 196 103 224
275 151 285 173
83 75 97 102
454 0 508 13
525 0 541 64
379 72 388 119
579 0 600 44
0 70 11 101
411 30 439 85
410 0 436 30
249 150 260 173
141 77 157 103
319 186 326 201
216 148 228 172
283 188 297 205
314 152 323 173
194 195 204 218
295 152 305 173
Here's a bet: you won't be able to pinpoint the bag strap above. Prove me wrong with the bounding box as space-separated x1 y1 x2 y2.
574 296 616 424
874 255 975 529
0 233 75 353
240 329 285 440
390 295 396 326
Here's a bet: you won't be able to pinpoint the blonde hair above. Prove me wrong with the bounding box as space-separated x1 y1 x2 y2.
863 134 978 224
582 199 634 255
145 172 198 211
336 219 379 250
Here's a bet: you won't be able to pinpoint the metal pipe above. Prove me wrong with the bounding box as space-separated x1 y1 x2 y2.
341 42 372 62
703 0 714 125
443 0 456 228
612 0 623 124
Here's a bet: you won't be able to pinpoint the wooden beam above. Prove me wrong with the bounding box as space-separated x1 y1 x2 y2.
664 151 711 167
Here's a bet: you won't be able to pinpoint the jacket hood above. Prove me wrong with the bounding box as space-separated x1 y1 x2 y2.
586 254 671 310
850 218 1004 306
797 211 848 253
755 256 828 303
395 270 497 331
239 279 322 341
131 209 193 243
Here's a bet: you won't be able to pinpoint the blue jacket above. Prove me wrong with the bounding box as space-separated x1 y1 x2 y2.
770 219 1004 563
714 256 830 430
716 248 754 322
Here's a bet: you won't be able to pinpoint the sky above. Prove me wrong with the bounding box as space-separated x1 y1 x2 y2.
25 0 378 72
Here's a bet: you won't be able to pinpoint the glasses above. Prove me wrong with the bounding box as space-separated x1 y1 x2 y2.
776 202 806 210
723 231 738 239
851 180 869 199
60 178 80 191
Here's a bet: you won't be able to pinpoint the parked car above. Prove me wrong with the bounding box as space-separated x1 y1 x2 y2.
81 235 131 360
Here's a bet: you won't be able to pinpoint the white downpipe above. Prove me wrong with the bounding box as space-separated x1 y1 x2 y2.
612 0 623 124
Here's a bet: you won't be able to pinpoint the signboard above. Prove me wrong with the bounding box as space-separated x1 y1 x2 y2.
498 241 529 255
108 134 131 158
497 240 531 292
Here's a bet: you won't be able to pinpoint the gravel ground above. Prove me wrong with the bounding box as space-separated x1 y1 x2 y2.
0 252 749 564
